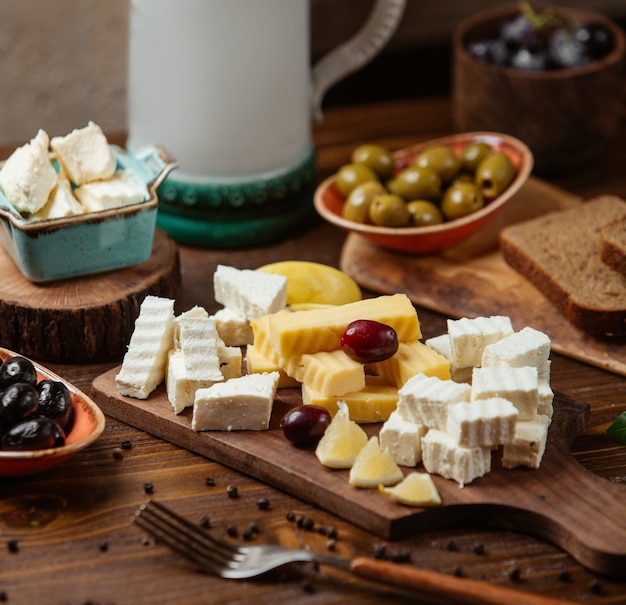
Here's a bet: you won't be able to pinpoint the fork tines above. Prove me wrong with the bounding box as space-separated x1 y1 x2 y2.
133 499 243 574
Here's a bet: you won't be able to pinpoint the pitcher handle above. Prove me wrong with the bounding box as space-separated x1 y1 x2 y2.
311 0 406 122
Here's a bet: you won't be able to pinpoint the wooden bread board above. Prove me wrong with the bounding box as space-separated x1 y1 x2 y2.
92 367 626 579
340 177 626 377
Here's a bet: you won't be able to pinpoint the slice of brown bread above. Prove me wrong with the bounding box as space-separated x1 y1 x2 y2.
600 218 626 276
499 195 626 337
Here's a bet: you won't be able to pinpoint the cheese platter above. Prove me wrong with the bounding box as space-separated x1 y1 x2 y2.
92 367 626 580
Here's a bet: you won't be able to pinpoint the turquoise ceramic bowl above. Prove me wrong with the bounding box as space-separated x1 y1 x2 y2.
0 146 177 282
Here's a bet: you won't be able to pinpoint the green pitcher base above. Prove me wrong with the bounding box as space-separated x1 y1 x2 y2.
155 146 319 247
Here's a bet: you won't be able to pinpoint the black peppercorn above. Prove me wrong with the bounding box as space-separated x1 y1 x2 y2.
226 485 239 499
143 482 154 495
120 439 133 450
473 541 485 555
256 497 270 510
7 539 18 553
199 515 211 529
590 579 603 595
226 525 238 537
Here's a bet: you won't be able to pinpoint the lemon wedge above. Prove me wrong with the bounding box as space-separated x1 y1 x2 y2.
315 401 368 469
256 261 362 307
379 472 442 507
348 436 404 488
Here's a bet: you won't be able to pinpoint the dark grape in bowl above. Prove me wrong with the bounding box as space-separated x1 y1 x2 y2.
0 347 105 477
453 3 625 175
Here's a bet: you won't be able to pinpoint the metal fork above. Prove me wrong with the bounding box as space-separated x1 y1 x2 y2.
133 500 573 605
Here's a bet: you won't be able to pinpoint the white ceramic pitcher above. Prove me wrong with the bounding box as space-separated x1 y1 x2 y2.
127 0 406 246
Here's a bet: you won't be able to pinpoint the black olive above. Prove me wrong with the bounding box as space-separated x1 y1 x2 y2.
37 380 74 432
0 356 37 388
0 382 39 429
1 417 65 451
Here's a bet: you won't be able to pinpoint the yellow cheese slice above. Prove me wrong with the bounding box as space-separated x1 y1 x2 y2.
244 345 299 388
263 293 421 359
299 350 365 397
302 381 398 423
377 340 451 388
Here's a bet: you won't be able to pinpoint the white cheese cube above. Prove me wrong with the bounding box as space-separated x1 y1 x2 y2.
446 398 518 447
213 264 287 320
116 296 175 399
213 307 254 346
471 366 540 420
177 316 223 382
174 306 209 347
538 381 554 418
481 327 551 381
74 170 146 212
501 414 551 469
30 173 83 220
425 334 473 383
50 121 116 185
397 373 471 430
422 429 492 487
447 315 514 369
379 409 426 467
166 350 221 414
192 372 279 431
217 342 243 380
0 129 57 214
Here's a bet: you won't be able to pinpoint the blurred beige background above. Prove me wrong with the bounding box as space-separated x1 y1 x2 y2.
0 0 624 148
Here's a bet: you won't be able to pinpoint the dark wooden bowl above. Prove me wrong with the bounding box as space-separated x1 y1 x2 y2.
452 3 625 175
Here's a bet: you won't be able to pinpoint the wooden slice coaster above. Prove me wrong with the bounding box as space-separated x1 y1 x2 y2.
0 228 181 363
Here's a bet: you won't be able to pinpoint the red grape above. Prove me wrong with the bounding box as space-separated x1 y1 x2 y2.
341 319 399 364
280 405 331 447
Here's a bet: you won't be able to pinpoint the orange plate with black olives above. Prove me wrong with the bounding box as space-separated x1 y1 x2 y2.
0 348 105 477
314 132 533 254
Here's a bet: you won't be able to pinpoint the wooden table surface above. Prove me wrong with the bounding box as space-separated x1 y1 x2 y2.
2 96 626 605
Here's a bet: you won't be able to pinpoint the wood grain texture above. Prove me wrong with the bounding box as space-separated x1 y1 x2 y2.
0 229 181 363
92 367 626 579
340 178 626 377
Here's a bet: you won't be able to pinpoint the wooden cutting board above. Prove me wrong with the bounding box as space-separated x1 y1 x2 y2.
92 367 626 579
340 177 626 377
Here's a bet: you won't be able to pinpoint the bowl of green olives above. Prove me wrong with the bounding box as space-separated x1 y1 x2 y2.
314 132 533 254
453 3 625 175
0 348 105 477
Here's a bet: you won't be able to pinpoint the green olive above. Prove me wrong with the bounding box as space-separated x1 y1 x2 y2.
441 182 484 220
475 152 515 199
414 146 461 183
451 173 475 185
368 194 410 227
342 181 387 223
335 163 379 197
351 144 395 180
406 200 444 227
459 142 493 173
391 166 441 202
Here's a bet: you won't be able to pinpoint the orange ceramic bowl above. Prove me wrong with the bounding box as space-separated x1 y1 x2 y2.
314 132 533 254
0 348 105 477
